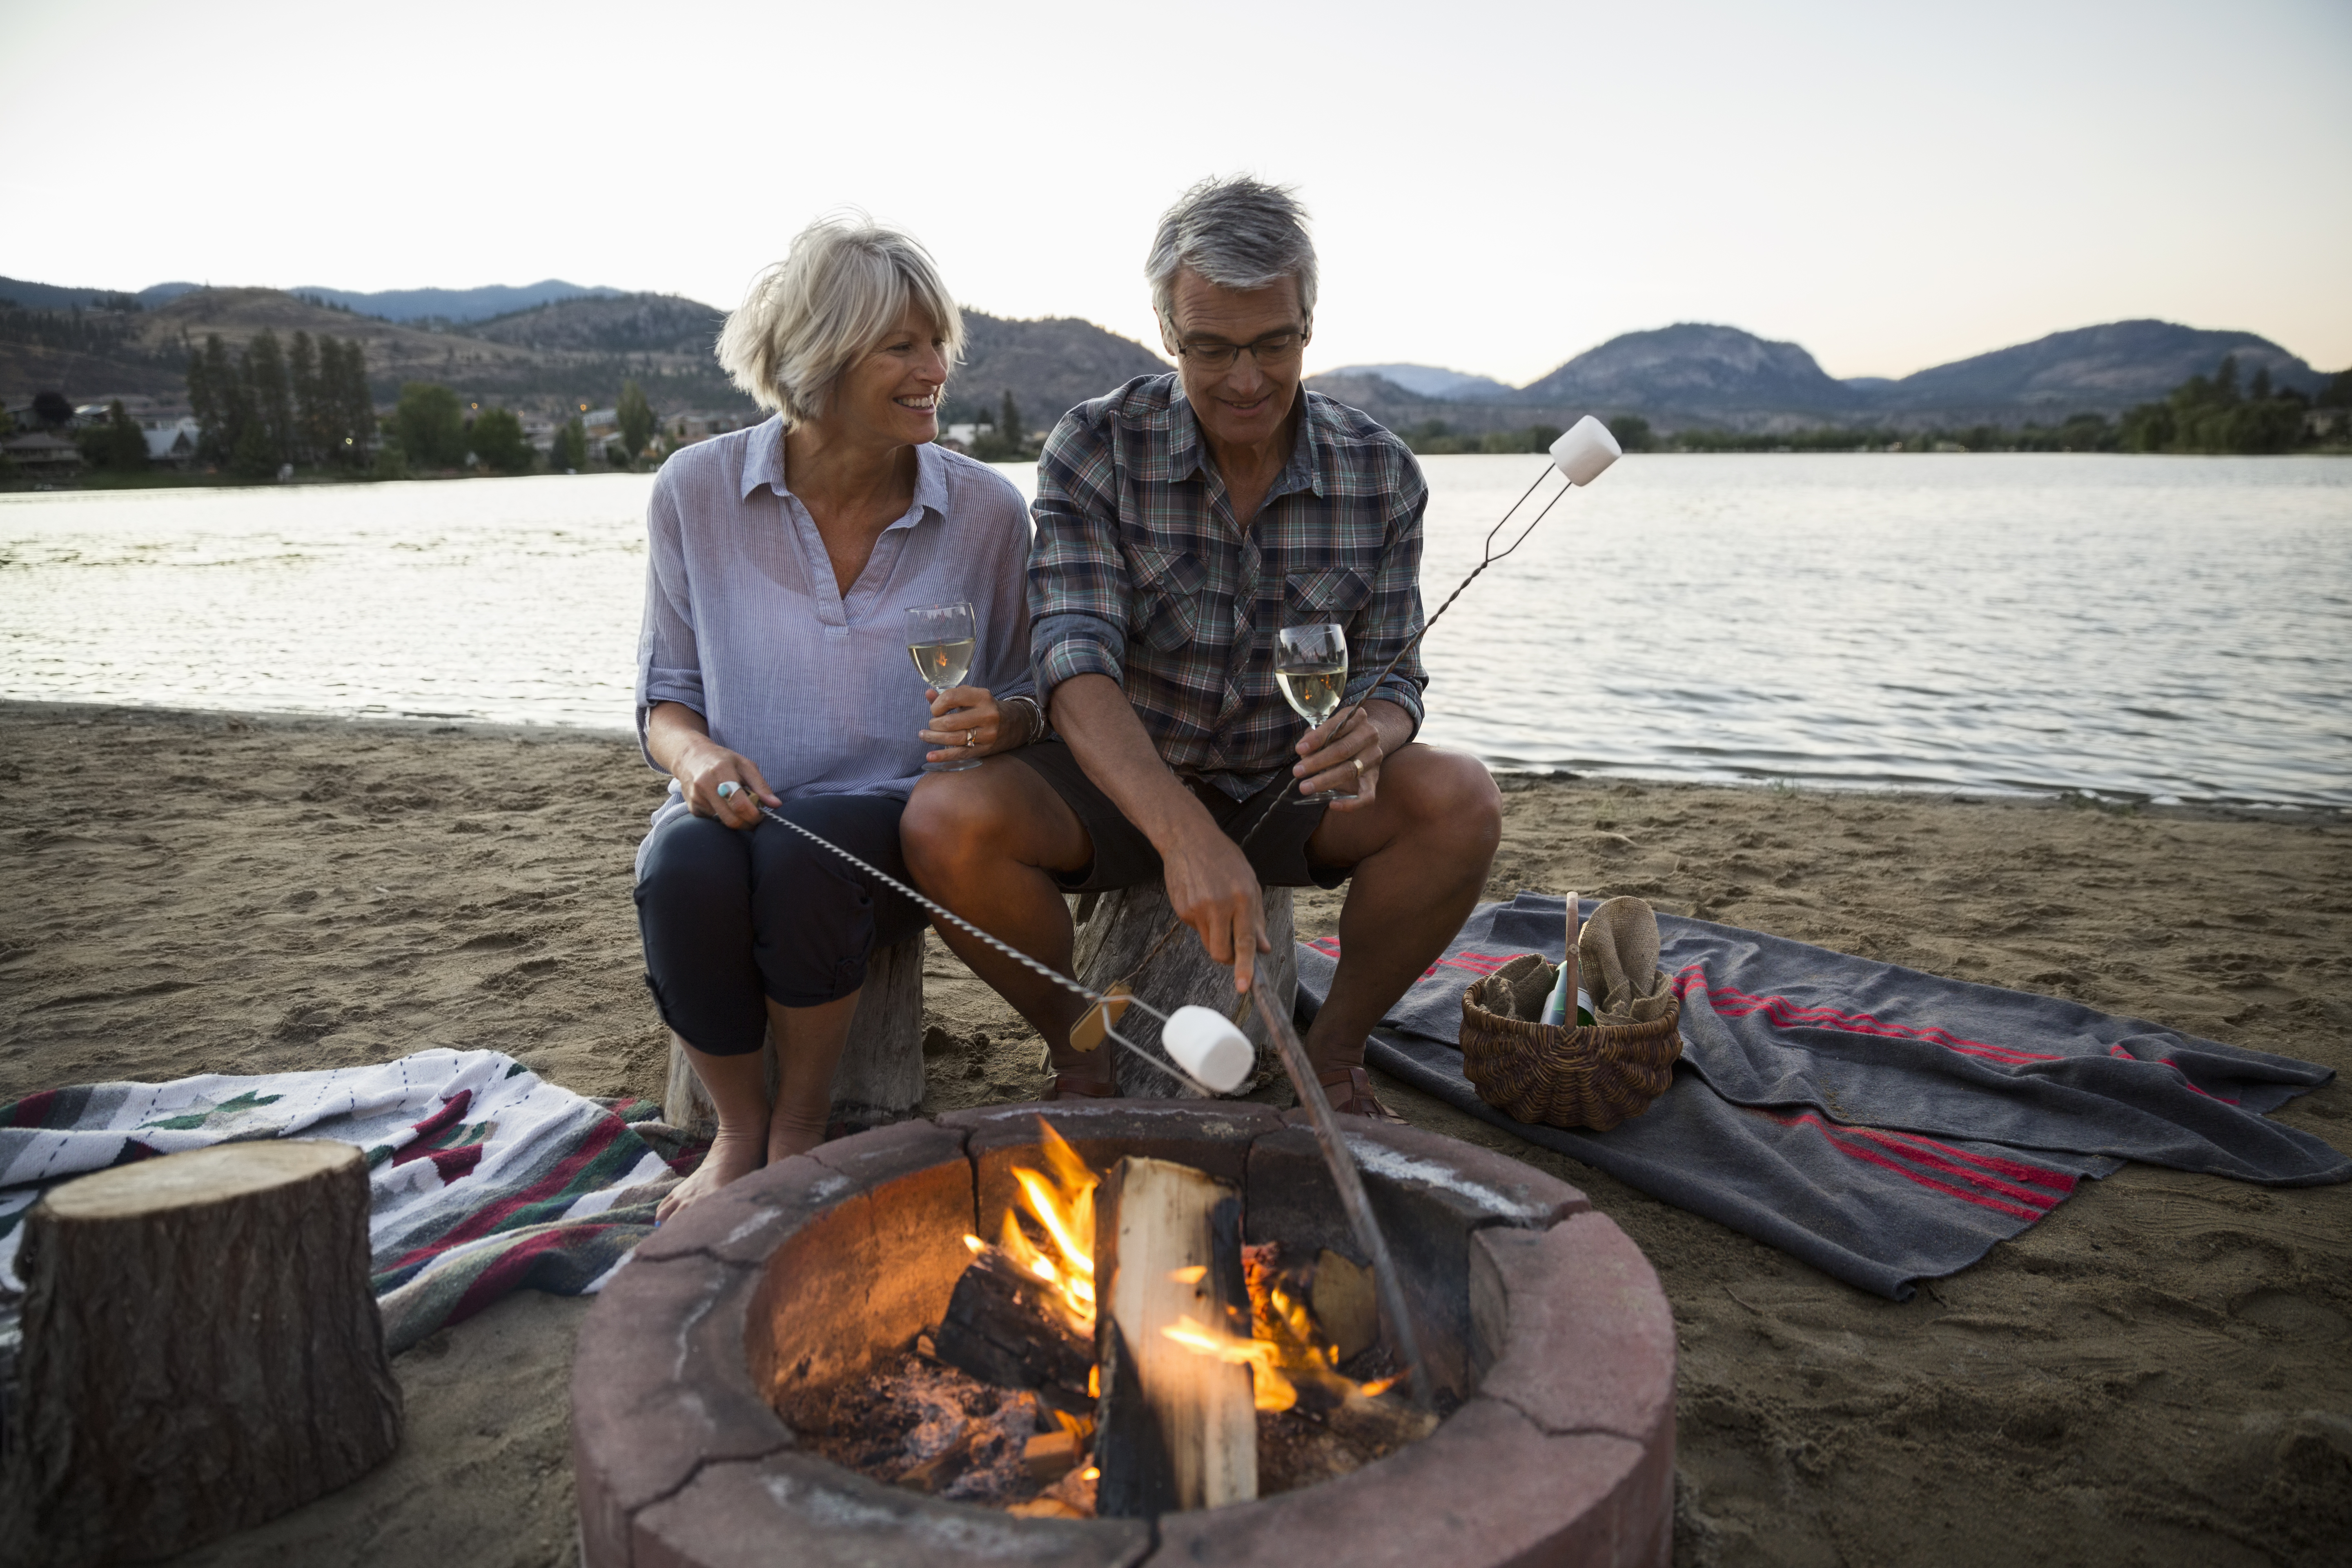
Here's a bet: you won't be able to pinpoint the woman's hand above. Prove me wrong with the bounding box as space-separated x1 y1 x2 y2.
920 685 1013 764
673 735 779 829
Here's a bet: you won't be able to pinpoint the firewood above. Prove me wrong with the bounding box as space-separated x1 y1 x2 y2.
1311 1247 1379 1363
1 1141 402 1566
1091 1156 1256 1516
930 1245 1094 1414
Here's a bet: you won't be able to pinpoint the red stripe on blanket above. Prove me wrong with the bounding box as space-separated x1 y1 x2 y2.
1311 936 1541 984
1851 1124 2080 1192
2107 1043 2240 1105
1678 966 2062 1066
7 1090 59 1129
1836 1125 2072 1208
1766 1111 2052 1222
396 1113 629 1262
392 1090 475 1164
443 1226 613 1328
429 1144 485 1184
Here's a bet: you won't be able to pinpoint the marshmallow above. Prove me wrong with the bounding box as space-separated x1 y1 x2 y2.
1161 1005 1254 1095
1548 416 1623 486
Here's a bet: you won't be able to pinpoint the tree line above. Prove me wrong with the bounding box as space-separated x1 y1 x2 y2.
187 330 375 478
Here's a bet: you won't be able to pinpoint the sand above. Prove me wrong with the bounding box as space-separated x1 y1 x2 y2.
1 703 2345 1567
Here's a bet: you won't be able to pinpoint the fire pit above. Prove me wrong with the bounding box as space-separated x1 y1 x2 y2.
571 1102 1675 1567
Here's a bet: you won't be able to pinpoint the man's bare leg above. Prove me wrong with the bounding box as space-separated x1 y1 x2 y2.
766 989 860 1161
655 1038 769 1222
901 757 1109 1089
1301 744 1503 1076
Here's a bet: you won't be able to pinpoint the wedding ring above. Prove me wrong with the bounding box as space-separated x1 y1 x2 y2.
1351 756 1364 779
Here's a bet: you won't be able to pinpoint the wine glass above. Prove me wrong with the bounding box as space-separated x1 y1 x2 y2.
906 602 981 773
1274 621 1355 799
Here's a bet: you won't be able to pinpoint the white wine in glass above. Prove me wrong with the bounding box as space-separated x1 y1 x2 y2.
1274 621 1355 798
906 601 981 772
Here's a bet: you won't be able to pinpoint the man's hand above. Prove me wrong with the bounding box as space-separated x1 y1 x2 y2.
1294 698 1413 811
1160 815 1274 992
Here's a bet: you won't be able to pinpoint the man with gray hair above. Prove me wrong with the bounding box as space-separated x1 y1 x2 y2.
904 176 1501 1119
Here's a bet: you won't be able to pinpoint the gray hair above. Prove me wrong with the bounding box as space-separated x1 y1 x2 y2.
1145 176 1319 341
717 212 964 424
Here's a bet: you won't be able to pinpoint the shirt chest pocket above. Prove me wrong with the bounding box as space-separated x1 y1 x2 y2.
1284 567 1373 626
1131 548 1208 654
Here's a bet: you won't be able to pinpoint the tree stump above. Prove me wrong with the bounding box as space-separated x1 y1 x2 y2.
1 1140 402 1567
662 933 926 1137
1072 884 1297 1098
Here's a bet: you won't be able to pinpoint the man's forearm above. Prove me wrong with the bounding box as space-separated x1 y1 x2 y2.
1047 674 1221 849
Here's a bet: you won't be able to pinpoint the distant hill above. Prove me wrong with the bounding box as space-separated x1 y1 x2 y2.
950 311 1168 432
0 281 1170 427
469 292 726 355
285 279 620 323
1315 318 2340 434
1870 320 2326 412
0 276 199 312
1321 363 1515 401
1518 323 1861 416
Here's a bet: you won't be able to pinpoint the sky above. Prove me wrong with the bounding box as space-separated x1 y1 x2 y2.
3 0 2346 385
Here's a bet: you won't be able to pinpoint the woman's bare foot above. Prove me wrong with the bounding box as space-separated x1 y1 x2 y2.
656 1125 766 1223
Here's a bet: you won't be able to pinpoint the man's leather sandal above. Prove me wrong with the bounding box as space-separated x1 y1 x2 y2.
1318 1065 1406 1123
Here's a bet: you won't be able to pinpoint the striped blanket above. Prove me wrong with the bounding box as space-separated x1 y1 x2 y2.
0 1049 691 1354
1300 893 2346 1299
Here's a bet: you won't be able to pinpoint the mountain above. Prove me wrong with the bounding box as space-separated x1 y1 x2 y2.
1871 320 2326 412
1518 323 1861 415
0 281 1169 429
1321 363 1515 401
469 292 726 355
0 276 200 312
949 311 1168 431
286 280 619 323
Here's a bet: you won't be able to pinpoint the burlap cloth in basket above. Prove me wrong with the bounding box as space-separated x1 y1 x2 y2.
1459 896 1683 1131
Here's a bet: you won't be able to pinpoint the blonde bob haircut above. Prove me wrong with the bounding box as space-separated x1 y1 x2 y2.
716 213 964 425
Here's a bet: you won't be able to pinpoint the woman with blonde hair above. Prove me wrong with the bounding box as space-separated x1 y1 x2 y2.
634 214 1040 1217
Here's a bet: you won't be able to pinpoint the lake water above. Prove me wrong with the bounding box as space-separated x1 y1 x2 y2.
3 454 2346 808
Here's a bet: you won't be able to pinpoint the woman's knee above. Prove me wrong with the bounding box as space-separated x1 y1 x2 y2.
635 813 751 915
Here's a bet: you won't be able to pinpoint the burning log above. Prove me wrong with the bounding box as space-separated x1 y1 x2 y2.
931 1243 1094 1415
1 1142 401 1566
1091 1155 1256 1517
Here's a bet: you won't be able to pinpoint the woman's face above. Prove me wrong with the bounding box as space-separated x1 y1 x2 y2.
835 304 949 446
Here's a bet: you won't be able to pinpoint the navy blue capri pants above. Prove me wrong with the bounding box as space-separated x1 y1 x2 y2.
633 794 927 1057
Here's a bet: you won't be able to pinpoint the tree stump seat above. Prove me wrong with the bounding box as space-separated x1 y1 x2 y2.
1072 883 1297 1098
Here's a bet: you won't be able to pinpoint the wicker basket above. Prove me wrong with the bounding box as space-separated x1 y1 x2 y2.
1460 955 1684 1131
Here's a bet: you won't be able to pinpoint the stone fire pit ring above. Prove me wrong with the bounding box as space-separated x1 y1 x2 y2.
572 1102 1675 1568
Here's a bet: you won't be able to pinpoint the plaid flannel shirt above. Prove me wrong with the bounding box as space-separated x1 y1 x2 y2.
1029 373 1429 798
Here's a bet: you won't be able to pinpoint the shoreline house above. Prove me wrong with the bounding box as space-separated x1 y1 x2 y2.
144 419 201 470
2 430 86 479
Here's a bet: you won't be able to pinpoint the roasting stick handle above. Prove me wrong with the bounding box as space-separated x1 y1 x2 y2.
1251 987 1436 1412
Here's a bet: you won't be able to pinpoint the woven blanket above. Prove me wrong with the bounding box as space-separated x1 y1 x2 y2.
0 1049 688 1354
1298 893 2347 1299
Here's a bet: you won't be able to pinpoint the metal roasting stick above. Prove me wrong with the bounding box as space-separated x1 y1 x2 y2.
1252 986 1437 1412
735 797 1224 1100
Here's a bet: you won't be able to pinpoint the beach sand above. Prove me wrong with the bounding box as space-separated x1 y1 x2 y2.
2 703 2345 1567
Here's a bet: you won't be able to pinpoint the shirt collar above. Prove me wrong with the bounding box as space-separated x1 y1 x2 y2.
742 414 951 529
1168 384 1329 503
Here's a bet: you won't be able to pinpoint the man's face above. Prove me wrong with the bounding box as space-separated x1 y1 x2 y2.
1165 266 1309 456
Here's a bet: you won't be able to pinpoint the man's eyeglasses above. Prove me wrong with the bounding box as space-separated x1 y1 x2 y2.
1175 330 1305 371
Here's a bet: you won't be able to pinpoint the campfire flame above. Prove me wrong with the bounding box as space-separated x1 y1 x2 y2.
964 1121 1385 1420
961 1119 1099 1332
